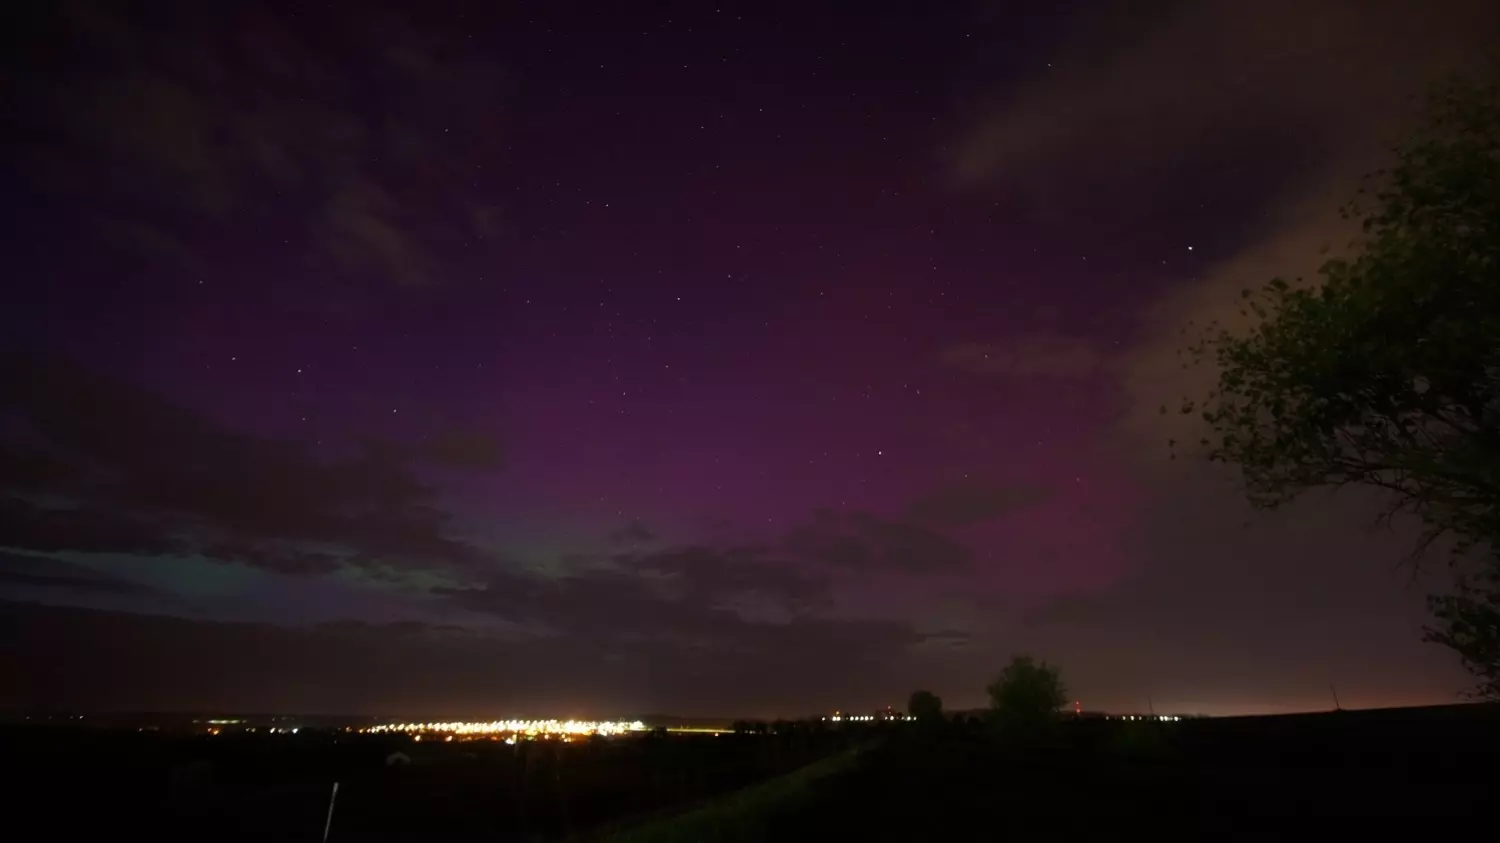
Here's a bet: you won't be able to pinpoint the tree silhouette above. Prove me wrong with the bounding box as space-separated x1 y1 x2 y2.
1428 565 1500 698
1184 77 1500 697
907 689 943 722
986 655 1066 729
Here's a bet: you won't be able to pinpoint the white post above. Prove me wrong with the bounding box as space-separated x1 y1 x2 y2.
322 781 340 843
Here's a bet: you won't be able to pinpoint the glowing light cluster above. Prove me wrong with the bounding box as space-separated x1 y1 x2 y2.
363 719 647 737
823 714 913 722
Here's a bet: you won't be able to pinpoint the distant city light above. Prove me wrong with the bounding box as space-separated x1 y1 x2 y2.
363 719 647 739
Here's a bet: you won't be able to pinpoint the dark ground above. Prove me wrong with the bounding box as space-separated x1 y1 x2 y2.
3 722 849 842
5 704 1498 840
695 703 1500 840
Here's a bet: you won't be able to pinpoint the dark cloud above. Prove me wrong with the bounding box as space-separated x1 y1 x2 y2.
1018 461 1468 712
198 542 347 577
5 1 509 288
606 519 658 545
421 429 505 471
0 496 179 557
440 567 728 640
847 513 974 571
0 351 491 576
617 545 830 611
0 600 501 716
938 336 1100 379
442 568 922 694
427 541 924 709
0 347 962 709
0 441 82 496
0 552 157 598
955 0 1500 216
0 599 925 716
783 510 974 573
919 628 973 648
438 543 831 638
986 2 1493 455
908 478 1051 528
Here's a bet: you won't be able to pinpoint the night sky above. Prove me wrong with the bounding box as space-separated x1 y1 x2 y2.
4 0 1498 718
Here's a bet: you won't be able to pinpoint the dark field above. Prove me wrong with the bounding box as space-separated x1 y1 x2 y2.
5 721 852 842
643 703 1500 841
7 704 1499 841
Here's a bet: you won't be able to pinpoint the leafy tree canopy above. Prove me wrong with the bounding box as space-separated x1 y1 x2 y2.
986 655 1066 727
1186 77 1500 697
907 689 943 722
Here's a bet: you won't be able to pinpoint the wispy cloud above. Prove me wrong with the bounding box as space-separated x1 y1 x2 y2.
10 1 510 288
908 477 1051 528
0 351 497 577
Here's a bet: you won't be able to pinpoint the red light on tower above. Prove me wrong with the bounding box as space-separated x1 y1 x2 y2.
1074 700 1082 715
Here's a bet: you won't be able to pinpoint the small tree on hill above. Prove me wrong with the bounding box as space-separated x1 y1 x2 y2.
907 689 943 722
987 655 1066 729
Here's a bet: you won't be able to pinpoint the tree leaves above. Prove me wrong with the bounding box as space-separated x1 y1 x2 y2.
986 655 1066 729
1187 77 1500 698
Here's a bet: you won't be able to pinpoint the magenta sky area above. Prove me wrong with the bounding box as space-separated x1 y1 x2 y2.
3 0 1498 718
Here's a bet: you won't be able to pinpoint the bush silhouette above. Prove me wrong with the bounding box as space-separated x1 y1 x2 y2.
907 690 943 723
986 655 1066 733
